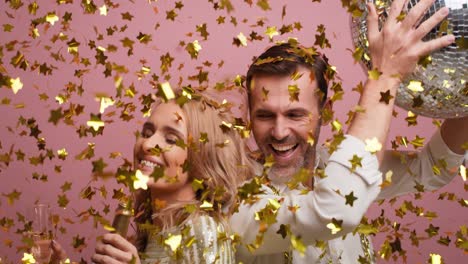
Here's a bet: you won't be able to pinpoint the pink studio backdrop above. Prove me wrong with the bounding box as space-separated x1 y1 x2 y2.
0 0 466 263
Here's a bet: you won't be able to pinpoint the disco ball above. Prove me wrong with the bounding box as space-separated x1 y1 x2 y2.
351 0 468 118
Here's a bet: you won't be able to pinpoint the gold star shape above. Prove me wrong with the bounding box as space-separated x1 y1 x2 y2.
364 137 382 153
344 191 358 206
265 26 279 40
368 68 381 80
349 154 362 172
10 77 23 94
99 5 108 16
379 90 394 104
133 170 149 190
46 12 59 25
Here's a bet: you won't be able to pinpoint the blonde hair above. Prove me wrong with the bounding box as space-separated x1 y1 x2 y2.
134 96 255 251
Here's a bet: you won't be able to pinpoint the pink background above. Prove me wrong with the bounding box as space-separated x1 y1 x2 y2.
0 0 466 263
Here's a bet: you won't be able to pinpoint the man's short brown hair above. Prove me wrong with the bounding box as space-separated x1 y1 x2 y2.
246 42 329 108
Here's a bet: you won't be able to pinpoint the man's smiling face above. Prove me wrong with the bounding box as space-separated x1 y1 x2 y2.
250 67 322 178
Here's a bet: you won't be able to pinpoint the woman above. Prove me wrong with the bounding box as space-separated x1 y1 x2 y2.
92 94 255 263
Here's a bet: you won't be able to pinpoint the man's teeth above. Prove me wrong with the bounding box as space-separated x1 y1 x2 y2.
140 160 159 168
271 143 296 152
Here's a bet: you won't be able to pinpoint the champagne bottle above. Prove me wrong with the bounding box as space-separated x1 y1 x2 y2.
111 202 132 237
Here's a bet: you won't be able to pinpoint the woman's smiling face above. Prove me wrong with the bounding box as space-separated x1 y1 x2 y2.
133 101 189 192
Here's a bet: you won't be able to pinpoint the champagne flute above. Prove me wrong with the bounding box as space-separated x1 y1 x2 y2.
30 204 53 263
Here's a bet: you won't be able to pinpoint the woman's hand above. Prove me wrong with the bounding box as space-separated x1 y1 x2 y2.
367 0 454 79
91 233 141 264
50 240 68 264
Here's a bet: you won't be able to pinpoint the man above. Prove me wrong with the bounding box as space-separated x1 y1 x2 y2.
230 0 467 263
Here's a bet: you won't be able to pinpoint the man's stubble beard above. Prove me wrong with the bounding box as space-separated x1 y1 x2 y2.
268 144 316 183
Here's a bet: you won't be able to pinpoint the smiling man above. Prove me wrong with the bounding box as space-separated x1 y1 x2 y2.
230 1 467 263
249 65 324 183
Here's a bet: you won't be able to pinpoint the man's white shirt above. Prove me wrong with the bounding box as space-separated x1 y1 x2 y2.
231 130 465 264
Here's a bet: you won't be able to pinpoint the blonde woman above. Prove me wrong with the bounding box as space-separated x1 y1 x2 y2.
92 95 255 264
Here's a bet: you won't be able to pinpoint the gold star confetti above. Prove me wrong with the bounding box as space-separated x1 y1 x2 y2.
199 132 209 143
291 235 306 256
314 24 331 49
200 200 213 210
186 40 202 59
165 234 182 252
287 168 311 190
3 189 21 205
307 131 315 146
429 253 442 264
234 32 248 47
326 218 343 234
257 0 271 10
412 95 424 108
121 11 133 21
11 51 28 69
31 27 40 38
265 26 279 40
21 252 36 264
57 148 68 160
344 191 358 206
277 224 290 239
10 77 23 94
379 90 394 104
288 84 300 101
407 80 424 92
57 194 70 208
460 165 466 181
331 119 342 132
157 82 175 102
418 55 432 68
137 32 152 44
99 5 108 16
341 0 365 17
46 12 59 25
86 114 104 131
368 68 382 80
396 11 406 22
0 2 464 262
98 96 114 114
381 170 393 188
364 137 382 154
28 1 38 15
455 35 467 50
410 135 425 149
219 0 234 13
133 170 149 190
405 111 418 126
67 38 80 54
196 23 209 40
71 234 86 251
352 81 364 95
352 46 365 63
425 224 440 238
216 16 225 24
291 71 304 81
349 154 362 172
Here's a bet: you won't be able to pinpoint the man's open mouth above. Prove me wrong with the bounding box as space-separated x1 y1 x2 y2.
270 143 299 157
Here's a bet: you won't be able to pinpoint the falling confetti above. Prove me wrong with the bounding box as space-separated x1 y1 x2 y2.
0 1 465 263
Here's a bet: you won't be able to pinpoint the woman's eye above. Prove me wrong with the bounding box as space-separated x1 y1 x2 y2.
166 135 178 145
141 128 153 138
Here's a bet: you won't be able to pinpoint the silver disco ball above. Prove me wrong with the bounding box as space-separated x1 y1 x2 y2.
351 0 467 118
